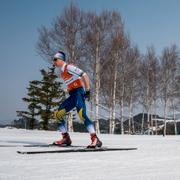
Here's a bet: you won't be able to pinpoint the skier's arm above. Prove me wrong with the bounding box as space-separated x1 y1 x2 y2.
82 73 91 101
81 73 90 91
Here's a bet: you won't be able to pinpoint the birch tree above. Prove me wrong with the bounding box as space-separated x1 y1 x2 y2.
160 45 179 136
84 11 114 133
115 40 131 134
99 11 129 134
125 46 140 134
138 47 158 134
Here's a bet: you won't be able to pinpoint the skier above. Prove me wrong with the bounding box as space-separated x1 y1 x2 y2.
52 51 102 148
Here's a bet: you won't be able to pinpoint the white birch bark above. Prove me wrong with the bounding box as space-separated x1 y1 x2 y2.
111 73 117 134
128 79 135 134
141 110 145 134
109 106 113 134
67 112 74 132
94 44 100 133
132 116 135 134
67 113 73 132
128 95 133 134
172 100 177 135
154 100 158 135
163 99 168 136
120 82 125 135
110 56 118 134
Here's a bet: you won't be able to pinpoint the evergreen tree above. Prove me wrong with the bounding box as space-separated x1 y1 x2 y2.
17 66 65 130
17 81 40 129
35 66 65 130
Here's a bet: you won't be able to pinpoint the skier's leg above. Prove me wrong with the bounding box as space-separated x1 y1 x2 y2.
76 89 102 147
54 108 67 133
55 94 77 132
53 94 76 145
75 89 95 133
77 107 96 134
77 103 102 148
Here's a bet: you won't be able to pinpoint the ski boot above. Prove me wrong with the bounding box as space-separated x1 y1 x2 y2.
53 132 72 146
87 133 102 148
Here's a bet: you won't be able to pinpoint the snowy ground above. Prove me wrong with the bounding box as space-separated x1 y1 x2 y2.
0 128 180 180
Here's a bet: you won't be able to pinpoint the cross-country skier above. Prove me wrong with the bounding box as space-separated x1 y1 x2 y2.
52 51 102 148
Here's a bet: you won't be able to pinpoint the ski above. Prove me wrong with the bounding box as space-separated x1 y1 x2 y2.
0 144 83 148
17 147 137 154
0 144 49 147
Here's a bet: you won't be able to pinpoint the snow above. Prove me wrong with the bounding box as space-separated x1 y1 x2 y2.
0 128 180 180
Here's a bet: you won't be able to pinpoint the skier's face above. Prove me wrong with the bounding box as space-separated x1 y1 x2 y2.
53 58 64 67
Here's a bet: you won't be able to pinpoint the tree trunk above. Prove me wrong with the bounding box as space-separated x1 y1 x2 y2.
128 94 133 134
141 110 145 134
155 117 158 135
109 106 112 134
163 100 168 136
67 112 74 132
94 45 100 133
67 113 73 132
150 106 154 135
132 116 135 134
120 82 125 135
172 100 177 135
174 112 177 135
146 83 150 135
110 59 118 134
153 100 158 135
120 102 124 135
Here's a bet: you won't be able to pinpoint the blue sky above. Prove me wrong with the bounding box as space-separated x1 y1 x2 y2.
0 0 180 124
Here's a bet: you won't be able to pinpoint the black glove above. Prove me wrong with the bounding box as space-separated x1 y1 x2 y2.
84 90 90 101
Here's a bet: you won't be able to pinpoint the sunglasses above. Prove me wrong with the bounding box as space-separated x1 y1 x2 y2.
53 58 58 61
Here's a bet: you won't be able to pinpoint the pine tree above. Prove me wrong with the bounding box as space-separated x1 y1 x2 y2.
36 66 65 130
17 81 40 129
17 66 65 130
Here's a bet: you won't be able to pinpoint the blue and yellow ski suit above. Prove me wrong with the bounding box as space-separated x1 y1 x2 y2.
54 63 95 134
